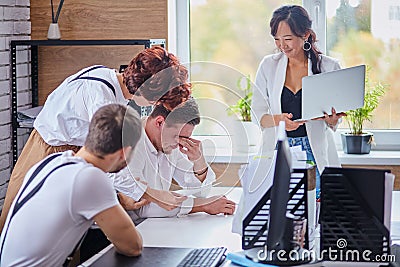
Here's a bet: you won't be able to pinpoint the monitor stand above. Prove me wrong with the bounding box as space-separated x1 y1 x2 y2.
244 247 312 266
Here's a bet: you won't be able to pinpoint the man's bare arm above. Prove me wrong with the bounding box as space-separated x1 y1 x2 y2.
93 205 143 256
142 187 187 211
117 192 150 211
190 195 236 215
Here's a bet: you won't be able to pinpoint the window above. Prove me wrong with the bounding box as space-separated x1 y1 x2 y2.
389 5 400 21
326 0 400 130
189 0 301 135
171 0 400 149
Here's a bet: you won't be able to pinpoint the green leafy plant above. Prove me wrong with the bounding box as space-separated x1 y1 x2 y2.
228 75 252 122
345 67 387 135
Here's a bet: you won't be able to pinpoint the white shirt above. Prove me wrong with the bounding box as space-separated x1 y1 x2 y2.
112 130 216 218
251 53 341 173
0 151 118 267
34 66 128 146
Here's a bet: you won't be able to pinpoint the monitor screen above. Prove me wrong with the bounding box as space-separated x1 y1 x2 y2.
266 133 292 251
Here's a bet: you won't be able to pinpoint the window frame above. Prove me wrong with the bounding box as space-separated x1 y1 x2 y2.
169 0 400 151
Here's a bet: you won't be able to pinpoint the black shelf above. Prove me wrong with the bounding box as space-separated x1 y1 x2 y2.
10 39 165 168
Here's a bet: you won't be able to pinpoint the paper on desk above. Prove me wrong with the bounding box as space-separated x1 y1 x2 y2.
291 145 307 161
384 172 395 230
232 146 309 235
290 146 308 169
391 221 400 242
232 152 276 234
175 182 222 197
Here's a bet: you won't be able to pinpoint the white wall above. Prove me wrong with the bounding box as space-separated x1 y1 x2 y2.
0 0 31 209
371 0 400 43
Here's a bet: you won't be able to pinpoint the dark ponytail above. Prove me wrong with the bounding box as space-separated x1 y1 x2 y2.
307 30 322 74
270 5 322 74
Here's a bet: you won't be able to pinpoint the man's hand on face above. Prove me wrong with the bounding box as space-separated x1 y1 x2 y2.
178 136 203 162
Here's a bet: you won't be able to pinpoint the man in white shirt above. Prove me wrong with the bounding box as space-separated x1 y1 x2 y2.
0 104 143 267
113 99 236 218
0 46 190 232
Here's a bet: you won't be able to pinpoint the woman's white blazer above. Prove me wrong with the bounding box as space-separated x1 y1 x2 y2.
252 52 341 174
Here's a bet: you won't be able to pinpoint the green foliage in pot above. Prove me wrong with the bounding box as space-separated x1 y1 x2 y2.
345 67 387 135
228 75 252 122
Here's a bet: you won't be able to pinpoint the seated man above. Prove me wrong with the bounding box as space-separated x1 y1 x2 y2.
0 104 144 267
113 98 236 218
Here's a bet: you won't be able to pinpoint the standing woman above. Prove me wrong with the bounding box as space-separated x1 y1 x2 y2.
0 46 191 232
251 5 345 199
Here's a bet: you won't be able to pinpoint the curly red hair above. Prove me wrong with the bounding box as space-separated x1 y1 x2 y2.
123 46 191 110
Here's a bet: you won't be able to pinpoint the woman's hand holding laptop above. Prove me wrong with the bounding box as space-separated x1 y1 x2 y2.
312 107 347 129
279 108 346 131
275 113 305 131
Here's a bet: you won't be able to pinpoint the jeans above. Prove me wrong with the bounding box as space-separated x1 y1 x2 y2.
287 136 321 199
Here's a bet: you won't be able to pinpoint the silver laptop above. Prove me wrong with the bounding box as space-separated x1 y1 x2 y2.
299 65 365 121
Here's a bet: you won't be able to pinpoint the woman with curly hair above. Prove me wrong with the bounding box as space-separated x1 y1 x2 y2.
124 46 191 110
0 46 191 231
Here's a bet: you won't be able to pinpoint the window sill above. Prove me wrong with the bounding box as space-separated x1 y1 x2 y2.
199 135 400 165
338 150 400 166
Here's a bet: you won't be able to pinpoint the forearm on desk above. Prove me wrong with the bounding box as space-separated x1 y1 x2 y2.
134 197 194 218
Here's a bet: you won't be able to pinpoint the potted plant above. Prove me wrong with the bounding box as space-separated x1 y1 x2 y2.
228 74 252 122
228 75 261 152
341 67 387 154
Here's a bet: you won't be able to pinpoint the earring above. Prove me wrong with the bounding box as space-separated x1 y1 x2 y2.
303 40 311 51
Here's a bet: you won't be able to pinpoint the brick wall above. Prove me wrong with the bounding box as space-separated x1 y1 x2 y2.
0 0 31 210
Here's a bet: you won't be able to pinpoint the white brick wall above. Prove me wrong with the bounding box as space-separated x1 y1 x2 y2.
0 0 31 209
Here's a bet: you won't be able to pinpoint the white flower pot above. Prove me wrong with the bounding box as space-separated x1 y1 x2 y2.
231 121 262 153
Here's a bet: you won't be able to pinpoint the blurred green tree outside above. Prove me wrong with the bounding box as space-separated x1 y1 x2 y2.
327 0 399 129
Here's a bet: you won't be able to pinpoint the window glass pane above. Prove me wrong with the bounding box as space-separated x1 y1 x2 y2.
326 0 400 129
190 0 301 135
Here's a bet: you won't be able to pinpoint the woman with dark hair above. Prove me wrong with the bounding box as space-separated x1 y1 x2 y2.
251 5 345 199
0 46 191 232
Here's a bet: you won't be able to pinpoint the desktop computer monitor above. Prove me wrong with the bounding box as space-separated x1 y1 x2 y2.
266 132 292 252
245 122 311 265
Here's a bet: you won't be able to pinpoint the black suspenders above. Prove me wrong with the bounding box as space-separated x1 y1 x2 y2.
69 65 116 97
0 153 77 259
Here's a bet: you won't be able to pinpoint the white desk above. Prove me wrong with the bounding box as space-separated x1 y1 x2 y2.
80 187 242 266
81 188 400 266
135 187 242 252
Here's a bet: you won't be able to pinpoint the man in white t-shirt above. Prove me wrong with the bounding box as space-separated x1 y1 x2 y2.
113 99 236 218
0 104 144 267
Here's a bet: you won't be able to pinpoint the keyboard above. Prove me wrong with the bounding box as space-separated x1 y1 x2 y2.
177 247 227 267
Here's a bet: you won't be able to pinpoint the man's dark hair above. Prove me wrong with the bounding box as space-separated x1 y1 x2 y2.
85 104 142 157
149 98 200 127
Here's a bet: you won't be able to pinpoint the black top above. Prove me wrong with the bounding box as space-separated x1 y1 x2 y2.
281 86 307 137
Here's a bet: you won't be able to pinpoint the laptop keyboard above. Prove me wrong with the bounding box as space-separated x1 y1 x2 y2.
177 247 227 267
